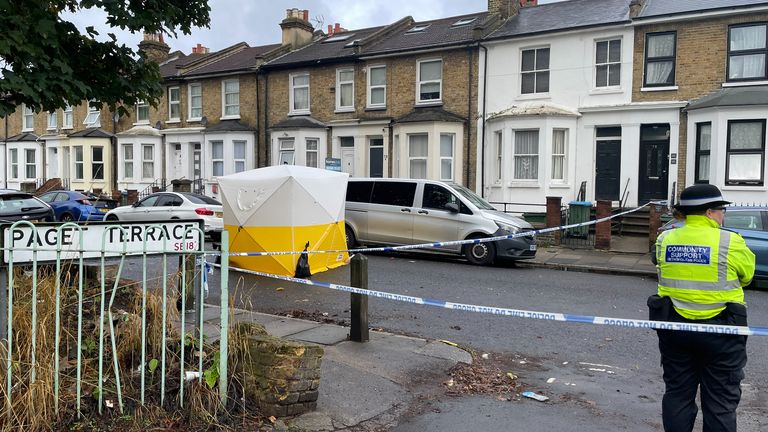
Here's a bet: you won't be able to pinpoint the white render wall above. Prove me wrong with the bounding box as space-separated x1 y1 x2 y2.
330 122 390 178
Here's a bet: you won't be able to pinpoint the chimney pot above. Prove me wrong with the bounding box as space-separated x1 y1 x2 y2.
335 23 341 32
303 10 309 21
328 24 333 35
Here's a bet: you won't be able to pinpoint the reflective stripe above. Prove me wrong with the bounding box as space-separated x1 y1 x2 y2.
717 230 730 282
678 196 728 207
656 230 672 266
658 277 742 291
670 297 726 311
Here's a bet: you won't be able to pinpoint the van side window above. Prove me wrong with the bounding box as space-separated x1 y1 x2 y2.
371 182 416 206
347 181 374 203
423 184 459 210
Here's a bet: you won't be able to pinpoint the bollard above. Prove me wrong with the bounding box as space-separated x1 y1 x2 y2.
349 254 369 343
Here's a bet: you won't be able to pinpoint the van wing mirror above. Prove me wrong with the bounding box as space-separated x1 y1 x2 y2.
445 203 459 213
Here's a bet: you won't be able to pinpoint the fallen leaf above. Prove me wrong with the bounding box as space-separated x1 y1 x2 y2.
268 416 277 424
439 339 459 347
276 287 284 292
481 353 489 360
105 400 114 408
506 372 517 381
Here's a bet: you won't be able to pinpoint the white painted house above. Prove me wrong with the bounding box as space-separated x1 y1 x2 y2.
478 0 680 208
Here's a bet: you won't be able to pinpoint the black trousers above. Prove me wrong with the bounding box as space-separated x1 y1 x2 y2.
654 303 747 432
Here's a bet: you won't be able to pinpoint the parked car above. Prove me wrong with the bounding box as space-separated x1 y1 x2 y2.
0 190 55 223
658 206 768 287
344 178 536 265
104 192 224 239
38 190 118 222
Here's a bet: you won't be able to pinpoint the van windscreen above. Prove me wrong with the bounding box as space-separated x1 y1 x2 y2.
346 181 374 203
451 183 495 210
371 182 416 207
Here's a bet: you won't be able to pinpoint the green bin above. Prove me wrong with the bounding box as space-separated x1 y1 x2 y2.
567 201 592 238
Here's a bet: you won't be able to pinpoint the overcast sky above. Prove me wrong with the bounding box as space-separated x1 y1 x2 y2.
66 0 563 54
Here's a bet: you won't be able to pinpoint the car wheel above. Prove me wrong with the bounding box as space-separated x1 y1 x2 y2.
106 214 119 222
345 225 356 250
464 236 496 266
209 231 222 242
60 213 74 222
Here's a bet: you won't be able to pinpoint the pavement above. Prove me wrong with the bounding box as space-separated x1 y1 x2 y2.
192 234 659 431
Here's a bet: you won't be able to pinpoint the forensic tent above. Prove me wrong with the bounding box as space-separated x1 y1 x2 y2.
217 165 349 277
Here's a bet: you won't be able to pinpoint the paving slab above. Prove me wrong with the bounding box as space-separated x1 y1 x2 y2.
416 340 473 364
286 324 350 345
262 317 321 337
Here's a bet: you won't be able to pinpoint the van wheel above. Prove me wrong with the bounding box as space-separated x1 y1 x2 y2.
345 225 356 250
464 236 495 266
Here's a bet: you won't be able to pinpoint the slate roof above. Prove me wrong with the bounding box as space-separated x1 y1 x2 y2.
488 0 631 40
265 26 386 68
68 128 113 138
270 116 327 129
203 119 256 132
362 12 487 56
636 0 768 19
185 44 281 77
686 86 768 111
5 132 39 142
160 52 213 79
395 107 466 123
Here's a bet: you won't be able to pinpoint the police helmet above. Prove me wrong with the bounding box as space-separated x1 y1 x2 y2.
674 184 730 213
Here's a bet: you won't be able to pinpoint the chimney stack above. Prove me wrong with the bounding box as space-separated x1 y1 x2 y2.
192 43 210 54
280 8 314 49
138 32 171 63
629 0 645 18
488 0 520 19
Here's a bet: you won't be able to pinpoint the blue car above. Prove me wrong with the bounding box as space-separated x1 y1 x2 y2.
659 206 768 288
38 190 118 222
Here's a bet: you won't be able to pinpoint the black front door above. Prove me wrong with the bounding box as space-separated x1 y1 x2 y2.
369 138 384 178
595 140 621 201
638 124 670 204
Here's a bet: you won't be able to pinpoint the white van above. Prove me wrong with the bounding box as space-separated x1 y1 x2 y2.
344 178 536 265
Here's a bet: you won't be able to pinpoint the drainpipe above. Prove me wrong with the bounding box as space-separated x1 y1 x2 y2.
255 69 260 168
479 42 489 197
111 112 118 193
466 45 473 188
4 116 7 188
264 73 270 166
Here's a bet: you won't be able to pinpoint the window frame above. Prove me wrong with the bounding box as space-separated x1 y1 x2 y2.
47 111 57 130
305 138 319 168
367 65 387 108
695 122 712 184
439 133 455 182
551 129 567 181
643 31 677 87
135 100 150 124
168 86 181 121
221 78 240 119
595 38 622 88
123 144 134 179
188 83 202 120
513 129 540 181
141 144 155 180
520 47 550 94
63 104 73 129
233 140 247 173
727 23 768 82
74 145 84 180
91 146 104 180
278 138 295 165
211 140 224 176
416 59 443 104
336 68 355 112
408 133 429 179
9 149 18 179
24 149 35 179
494 130 503 183
289 73 310 115
725 119 766 186
22 104 34 131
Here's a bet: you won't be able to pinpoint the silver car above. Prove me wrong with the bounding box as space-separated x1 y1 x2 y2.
105 192 224 239
344 178 536 265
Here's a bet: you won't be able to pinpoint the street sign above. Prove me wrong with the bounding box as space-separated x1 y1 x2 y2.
325 158 342 172
2 220 204 263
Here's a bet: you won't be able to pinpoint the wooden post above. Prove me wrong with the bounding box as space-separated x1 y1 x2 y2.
349 254 369 343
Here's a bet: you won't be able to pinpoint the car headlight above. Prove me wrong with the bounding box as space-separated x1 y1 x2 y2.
495 221 520 234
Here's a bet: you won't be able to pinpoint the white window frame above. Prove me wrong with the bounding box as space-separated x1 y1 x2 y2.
135 100 150 125
306 138 318 168
367 65 386 108
551 129 567 182
595 38 622 88
211 141 224 176
74 145 84 180
188 83 202 120
25 149 36 179
416 59 442 104
142 144 154 179
289 73 310 115
83 102 100 127
278 138 295 165
91 146 104 180
22 104 34 131
168 86 181 121
123 144 134 179
63 104 73 129
439 134 455 181
47 111 57 130
513 129 540 181
233 140 246 173
494 130 503 183
521 47 550 95
9 149 18 179
336 68 355 112
221 79 240 119
408 134 428 179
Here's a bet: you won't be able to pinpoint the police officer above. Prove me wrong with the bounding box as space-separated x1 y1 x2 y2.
650 184 754 432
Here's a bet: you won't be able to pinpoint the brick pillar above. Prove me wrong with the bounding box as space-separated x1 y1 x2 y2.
546 196 562 245
595 200 612 250
648 204 663 251
127 189 138 204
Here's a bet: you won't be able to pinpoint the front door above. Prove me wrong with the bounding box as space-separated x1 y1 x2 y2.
369 137 384 178
638 124 670 204
193 144 201 179
595 140 621 201
173 144 183 178
340 137 355 175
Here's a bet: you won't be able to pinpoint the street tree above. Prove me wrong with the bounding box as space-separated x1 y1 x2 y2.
0 0 211 117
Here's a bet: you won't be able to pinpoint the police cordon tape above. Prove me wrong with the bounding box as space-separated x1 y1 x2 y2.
208 260 768 337
214 200 669 257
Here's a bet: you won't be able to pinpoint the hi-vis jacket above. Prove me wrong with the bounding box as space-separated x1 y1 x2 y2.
655 215 755 320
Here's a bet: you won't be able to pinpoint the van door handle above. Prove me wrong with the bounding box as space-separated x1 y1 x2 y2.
400 208 411 212
418 210 429 214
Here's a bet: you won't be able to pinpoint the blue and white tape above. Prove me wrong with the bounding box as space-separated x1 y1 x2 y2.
217 201 667 257
209 260 768 337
